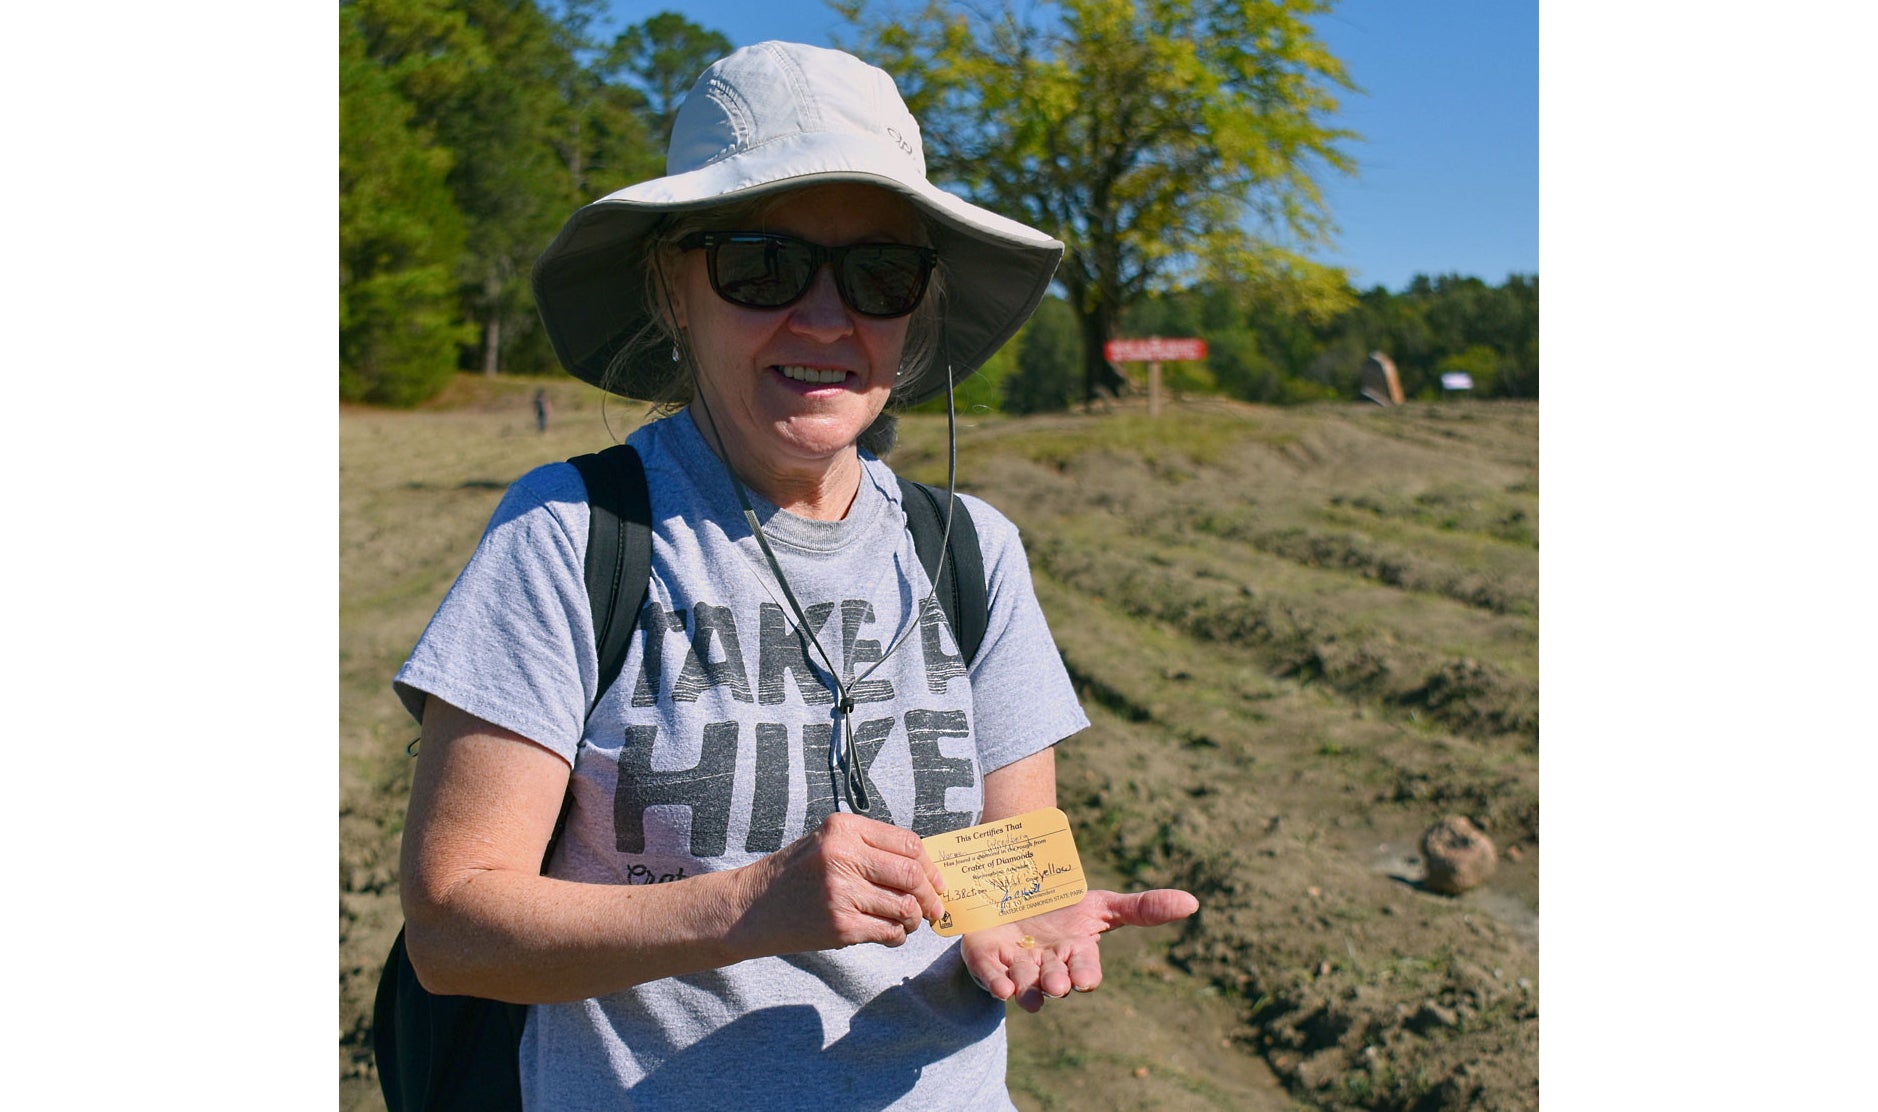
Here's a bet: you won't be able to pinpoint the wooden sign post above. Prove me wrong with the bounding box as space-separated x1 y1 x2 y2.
1103 337 1209 416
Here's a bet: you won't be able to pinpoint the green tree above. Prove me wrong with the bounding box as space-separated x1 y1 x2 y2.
341 0 702 400
547 0 664 197
1500 273 1539 397
1206 326 1283 403
340 5 475 405
1309 273 1539 401
491 2 665 376
909 335 1019 417
840 0 1357 405
348 0 492 106
351 0 609 377
444 0 589 375
1121 289 1200 341
606 11 733 147
1003 296 1083 414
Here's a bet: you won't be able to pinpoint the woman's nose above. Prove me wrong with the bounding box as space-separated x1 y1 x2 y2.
785 265 854 340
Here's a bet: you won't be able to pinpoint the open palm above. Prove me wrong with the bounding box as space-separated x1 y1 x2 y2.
958 888 1198 1012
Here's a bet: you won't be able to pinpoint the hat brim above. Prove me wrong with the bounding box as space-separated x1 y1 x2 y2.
530 131 1063 407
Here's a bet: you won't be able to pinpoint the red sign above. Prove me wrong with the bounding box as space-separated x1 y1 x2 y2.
1104 337 1208 363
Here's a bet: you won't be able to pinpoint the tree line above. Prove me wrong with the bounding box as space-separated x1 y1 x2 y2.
341 0 726 404
929 270 1537 417
341 0 1537 410
1093 270 1537 408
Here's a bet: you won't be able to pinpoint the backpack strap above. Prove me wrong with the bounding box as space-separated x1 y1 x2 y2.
897 477 988 665
568 444 653 714
377 446 651 1112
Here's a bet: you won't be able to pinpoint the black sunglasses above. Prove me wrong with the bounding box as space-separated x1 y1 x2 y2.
676 231 937 319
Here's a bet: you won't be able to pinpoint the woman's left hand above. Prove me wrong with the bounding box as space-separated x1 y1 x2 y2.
958 888 1199 1012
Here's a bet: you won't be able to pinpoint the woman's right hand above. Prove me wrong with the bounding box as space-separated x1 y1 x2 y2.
402 697 950 1001
730 812 948 955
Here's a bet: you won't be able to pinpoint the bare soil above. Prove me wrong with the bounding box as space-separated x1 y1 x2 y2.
340 378 1538 1111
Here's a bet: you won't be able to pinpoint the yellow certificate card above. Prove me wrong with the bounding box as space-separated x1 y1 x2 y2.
923 807 1088 936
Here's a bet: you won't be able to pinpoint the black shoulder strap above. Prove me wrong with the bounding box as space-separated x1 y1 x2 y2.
375 447 652 1112
568 444 652 715
897 477 988 665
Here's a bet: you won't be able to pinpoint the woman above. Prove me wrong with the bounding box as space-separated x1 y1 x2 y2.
394 41 1197 1109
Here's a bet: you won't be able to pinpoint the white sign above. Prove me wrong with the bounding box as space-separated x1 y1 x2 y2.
1440 372 1475 391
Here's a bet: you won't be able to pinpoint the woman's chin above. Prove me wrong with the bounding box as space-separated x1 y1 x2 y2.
767 426 867 466
761 408 881 459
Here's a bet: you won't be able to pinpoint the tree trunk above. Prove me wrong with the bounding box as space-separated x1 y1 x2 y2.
1072 297 1129 408
565 116 584 189
482 269 502 376
482 314 501 376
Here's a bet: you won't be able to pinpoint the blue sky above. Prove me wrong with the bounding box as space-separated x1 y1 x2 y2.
600 0 1538 292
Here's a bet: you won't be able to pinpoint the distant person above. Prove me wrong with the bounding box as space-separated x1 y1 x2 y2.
388 41 1197 1110
532 387 550 433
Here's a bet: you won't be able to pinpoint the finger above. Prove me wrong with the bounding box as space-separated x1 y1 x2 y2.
813 857 929 941
852 853 947 924
963 945 1015 1001
969 950 1014 1006
924 854 947 895
828 899 913 948
1036 949 1072 1000
894 858 949 924
852 888 926 937
839 820 943 889
851 850 928 893
1008 944 1045 1013
851 815 930 863
1101 888 1200 929
901 859 946 924
1065 943 1103 994
856 818 947 905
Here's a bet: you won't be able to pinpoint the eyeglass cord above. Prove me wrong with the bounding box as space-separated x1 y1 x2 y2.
685 351 962 817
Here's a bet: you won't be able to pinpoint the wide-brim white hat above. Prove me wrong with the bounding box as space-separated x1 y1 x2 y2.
531 41 1064 407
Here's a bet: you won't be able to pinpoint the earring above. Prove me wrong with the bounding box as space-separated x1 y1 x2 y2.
671 343 681 363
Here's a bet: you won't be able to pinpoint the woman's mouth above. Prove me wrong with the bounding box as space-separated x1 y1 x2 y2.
775 365 849 385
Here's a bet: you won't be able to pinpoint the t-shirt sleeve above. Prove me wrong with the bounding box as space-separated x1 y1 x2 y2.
957 492 1090 775
392 463 596 765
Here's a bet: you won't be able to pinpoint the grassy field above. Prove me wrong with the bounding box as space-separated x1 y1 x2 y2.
339 376 1538 1111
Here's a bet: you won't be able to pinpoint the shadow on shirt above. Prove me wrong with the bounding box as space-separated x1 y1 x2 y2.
627 947 1007 1109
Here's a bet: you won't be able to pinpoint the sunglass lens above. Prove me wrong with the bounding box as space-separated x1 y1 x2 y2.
841 246 930 317
712 237 816 308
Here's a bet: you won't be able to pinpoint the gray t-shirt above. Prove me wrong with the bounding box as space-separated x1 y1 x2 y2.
395 410 1089 1110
